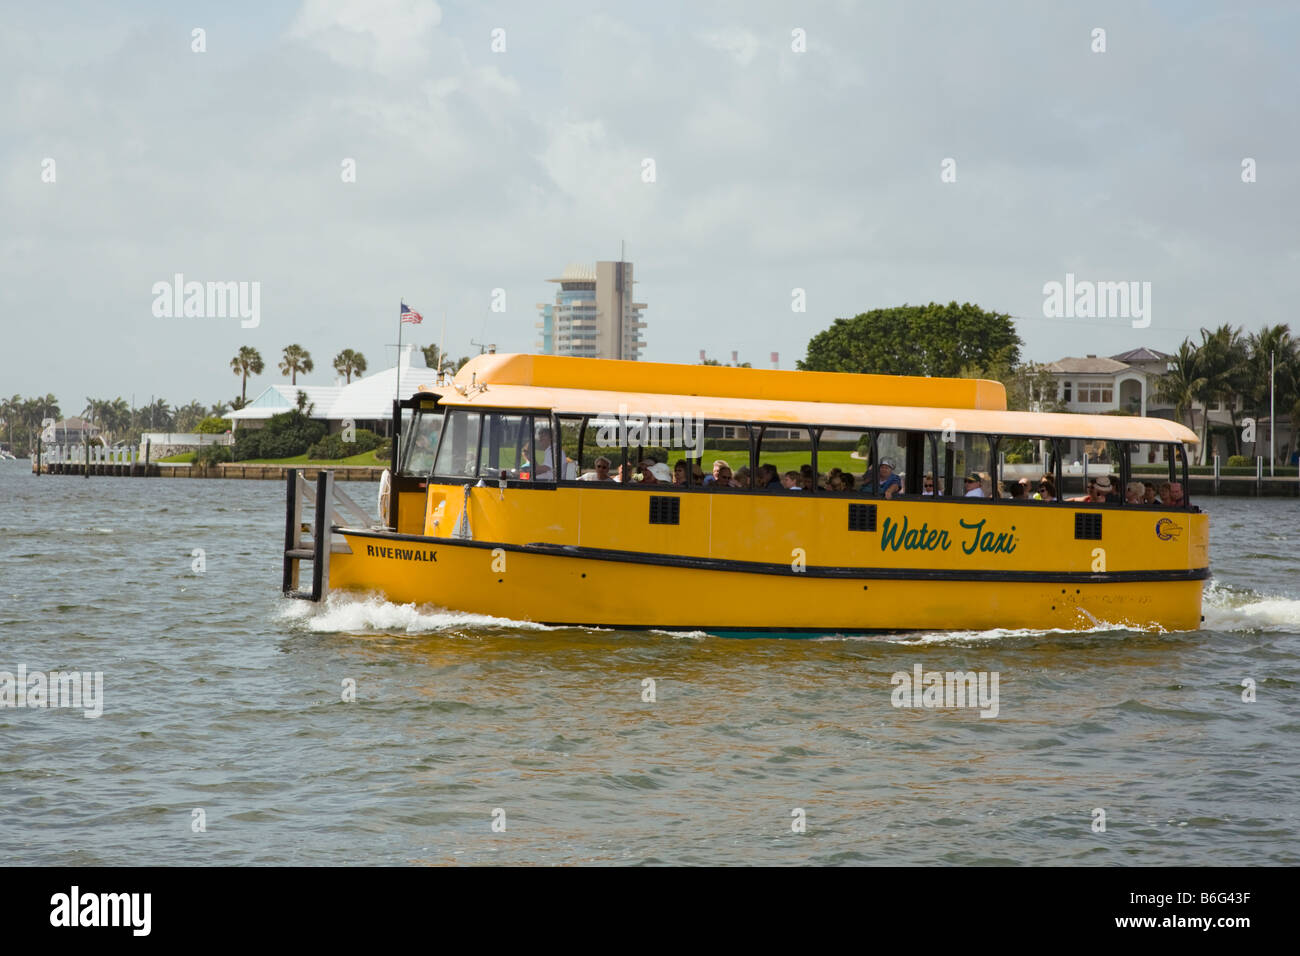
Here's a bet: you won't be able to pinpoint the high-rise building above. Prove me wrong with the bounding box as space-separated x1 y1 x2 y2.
535 260 647 360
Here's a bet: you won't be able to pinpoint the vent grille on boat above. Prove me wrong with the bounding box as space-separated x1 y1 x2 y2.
848 503 877 532
1074 512 1103 540
648 496 680 525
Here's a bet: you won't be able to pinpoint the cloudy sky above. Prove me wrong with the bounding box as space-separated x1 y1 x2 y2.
3 0 1296 410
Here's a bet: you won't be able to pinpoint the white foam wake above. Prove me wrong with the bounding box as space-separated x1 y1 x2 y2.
1201 579 1300 632
278 592 556 634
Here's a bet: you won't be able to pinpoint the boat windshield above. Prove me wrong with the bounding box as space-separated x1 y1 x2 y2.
398 405 443 476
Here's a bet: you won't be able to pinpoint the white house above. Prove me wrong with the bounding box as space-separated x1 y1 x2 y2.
226 346 443 435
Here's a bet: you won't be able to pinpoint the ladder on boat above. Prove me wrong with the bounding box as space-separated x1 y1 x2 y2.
281 470 373 601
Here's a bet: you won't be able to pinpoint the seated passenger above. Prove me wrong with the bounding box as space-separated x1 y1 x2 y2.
799 464 815 491
637 461 671 484
1036 475 1057 501
963 472 984 497
1143 482 1157 504
1166 481 1185 507
756 463 782 490
692 462 706 485
1125 481 1145 504
1156 480 1170 504
876 459 902 498
922 473 936 496
841 472 856 491
579 456 613 481
781 470 802 490
826 471 845 492
1090 476 1114 502
733 465 752 489
532 426 556 479
979 471 993 498
702 460 733 487
612 462 634 483
1005 480 1026 499
673 459 689 486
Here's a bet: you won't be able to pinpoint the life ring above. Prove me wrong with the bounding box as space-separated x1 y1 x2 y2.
377 468 392 524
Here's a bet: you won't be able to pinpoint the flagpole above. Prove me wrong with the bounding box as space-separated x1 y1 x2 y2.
396 299 403 407
440 311 447 379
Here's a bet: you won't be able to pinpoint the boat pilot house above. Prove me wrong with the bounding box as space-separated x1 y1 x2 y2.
300 353 1209 635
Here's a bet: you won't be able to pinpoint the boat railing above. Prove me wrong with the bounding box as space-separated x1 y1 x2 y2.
282 470 372 601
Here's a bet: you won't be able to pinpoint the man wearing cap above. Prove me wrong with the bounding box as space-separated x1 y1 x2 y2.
876 459 902 498
963 472 984 497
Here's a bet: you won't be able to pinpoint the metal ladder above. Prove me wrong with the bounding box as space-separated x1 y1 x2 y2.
282 470 370 601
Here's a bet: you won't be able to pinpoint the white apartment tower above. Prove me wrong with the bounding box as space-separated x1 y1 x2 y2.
536 260 647 360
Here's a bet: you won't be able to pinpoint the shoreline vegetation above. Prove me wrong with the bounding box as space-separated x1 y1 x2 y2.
6 306 1298 476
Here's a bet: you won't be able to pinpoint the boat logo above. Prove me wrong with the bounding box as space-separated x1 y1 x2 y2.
1154 517 1183 541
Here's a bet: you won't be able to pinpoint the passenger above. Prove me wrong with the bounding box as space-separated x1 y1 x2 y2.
1019 477 1033 497
876 459 902 498
1037 475 1057 502
1091 476 1114 502
1069 478 1096 502
1125 481 1145 504
532 426 556 479
691 462 706 485
1156 481 1171 504
781 470 803 490
637 460 666 484
756 463 782 490
1006 480 1026 499
1143 481 1157 504
702 460 733 487
673 459 689 486
613 462 634 483
733 465 752 489
799 464 815 491
826 471 845 492
963 472 984 497
922 473 936 496
842 472 856 492
979 471 993 499
579 456 613 481
1166 481 1186 507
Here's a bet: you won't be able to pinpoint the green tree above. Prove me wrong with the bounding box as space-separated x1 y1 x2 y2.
230 346 264 403
279 344 314 385
333 349 367 383
175 400 207 432
1155 340 1204 433
1245 325 1298 463
799 302 1021 377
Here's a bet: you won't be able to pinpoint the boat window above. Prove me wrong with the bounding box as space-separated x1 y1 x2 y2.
557 416 584 481
398 404 442 477
529 416 559 482
481 413 532 481
752 424 812 492
699 423 754 490
432 410 482 479
865 430 908 498
921 433 943 496
579 415 629 482
811 428 868 494
951 434 993 498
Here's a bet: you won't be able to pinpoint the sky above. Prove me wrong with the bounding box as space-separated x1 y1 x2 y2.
2 0 1297 411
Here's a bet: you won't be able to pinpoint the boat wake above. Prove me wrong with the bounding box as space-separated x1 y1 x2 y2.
277 593 557 634
1201 579 1300 632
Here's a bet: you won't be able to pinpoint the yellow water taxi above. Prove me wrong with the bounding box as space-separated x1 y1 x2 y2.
283 354 1208 635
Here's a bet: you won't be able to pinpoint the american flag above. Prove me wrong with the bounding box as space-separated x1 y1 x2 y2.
400 302 423 324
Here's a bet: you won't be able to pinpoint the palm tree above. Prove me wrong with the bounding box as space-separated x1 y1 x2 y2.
208 401 230 418
1155 340 1204 434
230 346 265 403
333 349 367 383
175 400 207 432
279 344 314 385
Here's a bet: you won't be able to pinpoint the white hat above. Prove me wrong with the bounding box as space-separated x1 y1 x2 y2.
649 462 672 482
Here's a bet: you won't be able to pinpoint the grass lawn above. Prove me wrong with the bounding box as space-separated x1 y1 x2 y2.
158 452 195 463
235 449 389 466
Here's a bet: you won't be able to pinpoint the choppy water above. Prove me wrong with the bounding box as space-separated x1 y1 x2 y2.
2 460 1297 865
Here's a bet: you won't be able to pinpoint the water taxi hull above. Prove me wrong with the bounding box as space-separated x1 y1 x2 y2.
328 529 1207 634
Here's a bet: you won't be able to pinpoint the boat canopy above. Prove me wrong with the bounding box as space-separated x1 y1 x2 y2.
423 354 1198 445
